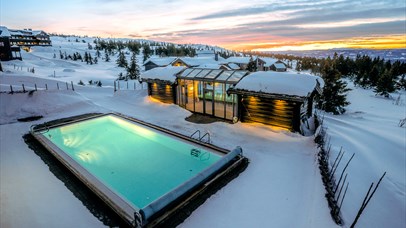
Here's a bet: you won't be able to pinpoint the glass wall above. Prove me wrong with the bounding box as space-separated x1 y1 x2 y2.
177 69 248 121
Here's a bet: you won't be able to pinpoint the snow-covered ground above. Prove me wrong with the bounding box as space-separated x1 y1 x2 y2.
0 37 404 228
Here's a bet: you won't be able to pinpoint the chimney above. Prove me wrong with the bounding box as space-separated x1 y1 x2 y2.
215 53 218 61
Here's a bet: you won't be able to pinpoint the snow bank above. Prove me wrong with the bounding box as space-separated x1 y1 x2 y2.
323 82 406 228
235 71 323 97
0 90 95 124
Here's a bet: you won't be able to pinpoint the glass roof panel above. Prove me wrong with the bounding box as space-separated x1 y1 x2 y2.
216 71 233 81
184 69 202 78
179 68 193 77
195 69 211 78
226 71 247 82
204 69 223 79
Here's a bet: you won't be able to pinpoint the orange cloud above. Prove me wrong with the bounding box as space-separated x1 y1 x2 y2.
229 35 406 51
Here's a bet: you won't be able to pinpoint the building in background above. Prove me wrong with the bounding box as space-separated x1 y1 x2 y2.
0 26 51 61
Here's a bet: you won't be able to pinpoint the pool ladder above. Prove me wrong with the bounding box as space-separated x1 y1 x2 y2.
30 124 49 134
190 130 211 144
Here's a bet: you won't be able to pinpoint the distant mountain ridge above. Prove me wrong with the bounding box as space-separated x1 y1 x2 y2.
265 49 406 62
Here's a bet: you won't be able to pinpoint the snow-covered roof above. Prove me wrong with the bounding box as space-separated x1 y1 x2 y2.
233 71 324 98
0 26 11 37
262 57 281 67
227 63 241 70
140 66 185 83
31 30 44 36
194 64 230 70
143 57 177 66
176 56 226 66
226 56 252 64
274 63 286 69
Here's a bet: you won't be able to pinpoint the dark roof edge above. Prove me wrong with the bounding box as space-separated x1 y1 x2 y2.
227 88 307 102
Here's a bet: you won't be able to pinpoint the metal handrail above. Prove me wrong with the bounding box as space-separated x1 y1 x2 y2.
31 124 49 134
199 132 211 143
190 130 201 140
30 124 38 133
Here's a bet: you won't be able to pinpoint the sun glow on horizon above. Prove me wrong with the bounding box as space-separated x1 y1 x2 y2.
228 35 406 52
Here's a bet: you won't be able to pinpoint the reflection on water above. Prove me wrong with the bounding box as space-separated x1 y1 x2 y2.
23 134 130 227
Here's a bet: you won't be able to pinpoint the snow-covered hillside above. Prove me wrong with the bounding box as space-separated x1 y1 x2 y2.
0 37 404 228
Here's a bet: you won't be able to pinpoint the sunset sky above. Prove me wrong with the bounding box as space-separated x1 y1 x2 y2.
1 0 405 51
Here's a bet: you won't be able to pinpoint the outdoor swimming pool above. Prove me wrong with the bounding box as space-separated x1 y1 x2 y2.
31 113 244 227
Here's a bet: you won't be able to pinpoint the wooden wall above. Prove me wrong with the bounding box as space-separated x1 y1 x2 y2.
239 95 301 132
148 82 176 104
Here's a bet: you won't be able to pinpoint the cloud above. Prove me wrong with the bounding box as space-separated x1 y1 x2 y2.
238 7 405 28
147 20 405 47
191 0 405 20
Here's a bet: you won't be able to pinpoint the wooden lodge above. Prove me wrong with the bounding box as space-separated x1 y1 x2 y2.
140 65 323 134
140 66 185 104
228 71 323 132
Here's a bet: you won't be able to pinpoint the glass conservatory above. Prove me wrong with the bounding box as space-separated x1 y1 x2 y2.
177 68 248 121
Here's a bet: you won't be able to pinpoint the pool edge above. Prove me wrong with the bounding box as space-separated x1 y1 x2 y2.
29 112 249 227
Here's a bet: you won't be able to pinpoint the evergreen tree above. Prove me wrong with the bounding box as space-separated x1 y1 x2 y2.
116 51 128 67
77 52 82 61
374 69 395 97
335 54 350 77
127 52 140 80
142 44 152 62
246 58 257 72
398 74 406 90
369 65 380 87
127 41 141 54
88 53 93 65
317 61 351 114
117 72 125 80
104 50 110 62
84 52 89 64
96 49 101 58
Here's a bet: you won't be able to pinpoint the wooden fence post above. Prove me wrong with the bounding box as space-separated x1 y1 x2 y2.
114 81 116 92
71 81 74 91
57 83 59 90
22 84 26 93
10 85 13 93
35 84 37 91
66 82 69 90
45 84 48 90
350 172 386 228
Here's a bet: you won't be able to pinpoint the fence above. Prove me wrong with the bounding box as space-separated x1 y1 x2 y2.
114 80 145 92
0 81 75 94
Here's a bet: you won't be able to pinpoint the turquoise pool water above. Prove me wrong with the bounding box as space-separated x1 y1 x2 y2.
43 115 221 209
